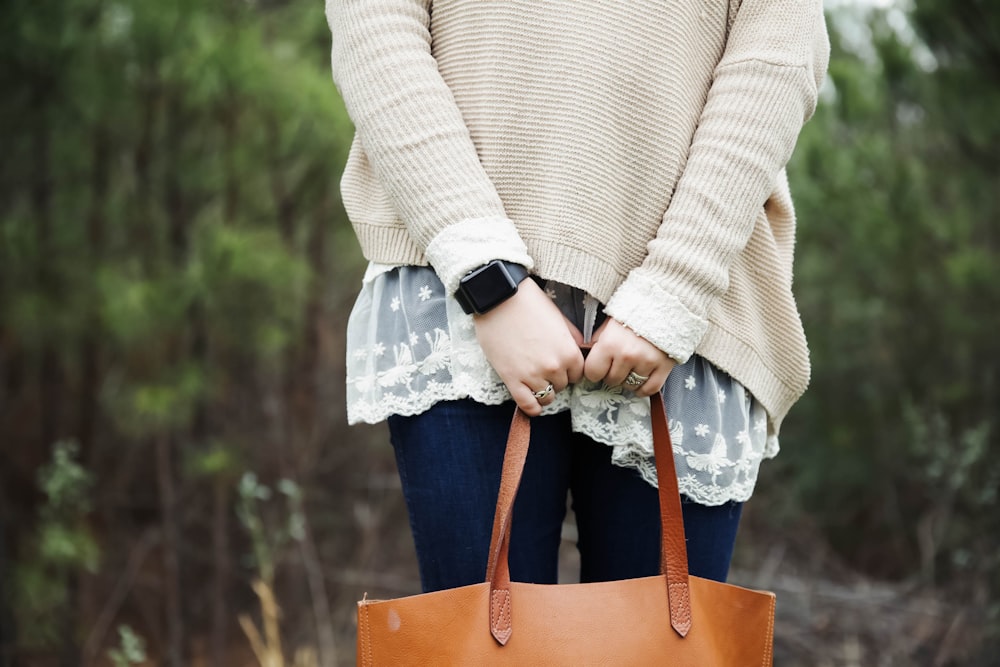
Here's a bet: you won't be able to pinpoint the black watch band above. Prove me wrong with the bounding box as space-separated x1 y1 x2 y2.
454 260 530 315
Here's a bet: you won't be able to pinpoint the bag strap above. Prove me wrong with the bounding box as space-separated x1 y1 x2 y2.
485 392 692 645
650 391 694 637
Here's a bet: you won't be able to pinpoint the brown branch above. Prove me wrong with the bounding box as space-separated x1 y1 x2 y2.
81 528 160 666
155 433 184 667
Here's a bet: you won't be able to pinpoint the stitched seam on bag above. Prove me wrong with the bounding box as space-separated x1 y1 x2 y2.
492 590 510 624
762 596 775 666
363 603 373 667
667 582 692 630
491 589 512 641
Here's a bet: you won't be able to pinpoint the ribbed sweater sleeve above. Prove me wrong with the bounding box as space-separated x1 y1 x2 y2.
326 0 532 293
604 0 829 364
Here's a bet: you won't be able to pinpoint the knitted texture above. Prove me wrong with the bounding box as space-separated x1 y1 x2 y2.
326 0 829 434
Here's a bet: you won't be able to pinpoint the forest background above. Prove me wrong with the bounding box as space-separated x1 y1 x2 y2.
1 0 998 665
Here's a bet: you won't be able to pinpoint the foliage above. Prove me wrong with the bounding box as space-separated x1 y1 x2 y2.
108 625 147 667
0 0 354 661
14 442 99 648
236 474 313 667
237 473 305 584
776 0 1000 628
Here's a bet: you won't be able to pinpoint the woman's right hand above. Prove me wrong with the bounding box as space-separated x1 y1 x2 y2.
472 279 586 416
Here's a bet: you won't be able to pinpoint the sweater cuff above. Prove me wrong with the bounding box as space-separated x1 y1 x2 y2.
424 217 534 295
604 270 708 364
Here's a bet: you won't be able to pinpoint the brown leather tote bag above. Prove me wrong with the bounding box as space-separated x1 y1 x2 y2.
356 393 775 666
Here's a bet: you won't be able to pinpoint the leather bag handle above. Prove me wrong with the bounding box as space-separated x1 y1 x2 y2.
485 392 692 645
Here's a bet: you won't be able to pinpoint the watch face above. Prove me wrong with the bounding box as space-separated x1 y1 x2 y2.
463 261 517 313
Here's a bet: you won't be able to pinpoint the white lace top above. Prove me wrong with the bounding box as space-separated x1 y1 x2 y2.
346 264 780 506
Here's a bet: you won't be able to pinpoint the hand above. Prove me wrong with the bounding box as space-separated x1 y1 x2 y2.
473 279 586 416
583 318 675 398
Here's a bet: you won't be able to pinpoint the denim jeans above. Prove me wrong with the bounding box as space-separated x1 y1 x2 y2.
388 398 743 593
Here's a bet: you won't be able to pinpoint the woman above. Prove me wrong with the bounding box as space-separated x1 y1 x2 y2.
327 0 828 591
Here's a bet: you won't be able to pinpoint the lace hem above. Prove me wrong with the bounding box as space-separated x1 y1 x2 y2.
345 265 778 507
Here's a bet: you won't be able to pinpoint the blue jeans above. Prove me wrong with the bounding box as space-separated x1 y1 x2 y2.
388 399 743 592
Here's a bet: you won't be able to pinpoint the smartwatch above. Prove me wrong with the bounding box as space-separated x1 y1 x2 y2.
454 260 530 315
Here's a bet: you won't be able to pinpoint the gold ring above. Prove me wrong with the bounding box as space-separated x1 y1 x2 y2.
623 371 649 388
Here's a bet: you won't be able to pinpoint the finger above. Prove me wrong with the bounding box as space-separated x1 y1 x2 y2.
566 351 586 384
603 354 634 387
510 384 543 417
583 345 613 383
536 388 557 408
559 319 587 384
549 369 570 394
633 364 672 398
620 364 655 393
529 379 558 410
529 374 559 398
562 315 585 347
589 318 609 343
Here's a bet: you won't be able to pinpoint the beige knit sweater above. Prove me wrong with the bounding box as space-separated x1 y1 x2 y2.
326 0 829 435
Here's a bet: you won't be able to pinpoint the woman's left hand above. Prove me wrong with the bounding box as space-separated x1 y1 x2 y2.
583 318 675 397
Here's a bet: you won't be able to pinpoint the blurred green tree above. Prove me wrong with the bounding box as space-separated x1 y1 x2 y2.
0 0 355 664
777 0 1000 639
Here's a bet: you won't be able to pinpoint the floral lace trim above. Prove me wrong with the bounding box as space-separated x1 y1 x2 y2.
346 270 776 507
348 333 772 507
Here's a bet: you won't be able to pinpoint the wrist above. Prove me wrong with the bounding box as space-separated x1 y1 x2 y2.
454 260 530 315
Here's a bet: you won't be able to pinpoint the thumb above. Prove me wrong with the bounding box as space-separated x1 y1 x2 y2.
589 318 610 344
563 315 585 346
